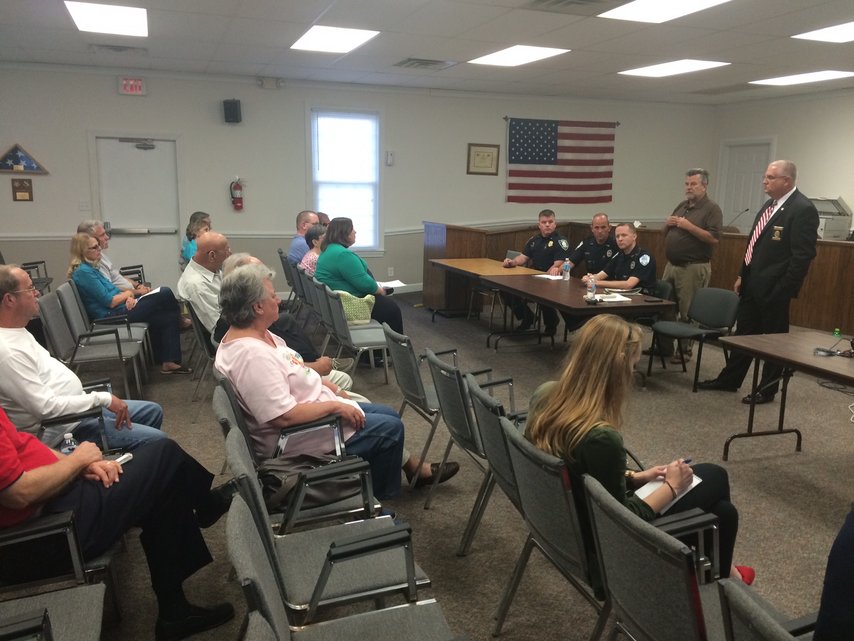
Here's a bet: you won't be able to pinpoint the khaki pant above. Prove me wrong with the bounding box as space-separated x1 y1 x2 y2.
660 261 711 356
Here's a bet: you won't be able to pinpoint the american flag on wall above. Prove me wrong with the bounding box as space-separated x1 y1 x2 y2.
506 118 617 204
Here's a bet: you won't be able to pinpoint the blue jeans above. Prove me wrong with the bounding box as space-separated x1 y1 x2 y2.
77 399 166 451
114 286 183 364
343 403 405 500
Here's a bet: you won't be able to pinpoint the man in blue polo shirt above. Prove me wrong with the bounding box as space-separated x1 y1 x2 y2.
584 222 656 293
566 212 618 275
502 209 570 335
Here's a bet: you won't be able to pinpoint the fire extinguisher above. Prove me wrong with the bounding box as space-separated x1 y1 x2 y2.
230 178 244 211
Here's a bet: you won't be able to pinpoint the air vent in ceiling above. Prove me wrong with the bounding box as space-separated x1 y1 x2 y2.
88 44 148 56
393 58 457 71
525 0 625 16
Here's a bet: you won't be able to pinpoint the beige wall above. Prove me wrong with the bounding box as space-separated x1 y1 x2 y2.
3 63 852 292
714 89 854 207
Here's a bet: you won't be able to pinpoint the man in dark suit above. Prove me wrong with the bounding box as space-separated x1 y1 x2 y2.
699 160 819 404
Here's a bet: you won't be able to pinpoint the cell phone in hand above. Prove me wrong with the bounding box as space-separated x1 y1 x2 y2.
114 452 133 465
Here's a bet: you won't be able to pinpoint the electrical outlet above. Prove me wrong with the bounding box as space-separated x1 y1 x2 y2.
387 267 394 277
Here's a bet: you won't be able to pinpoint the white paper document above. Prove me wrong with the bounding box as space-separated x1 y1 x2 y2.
596 293 632 302
534 274 563 280
634 474 703 514
137 286 162 300
378 280 406 288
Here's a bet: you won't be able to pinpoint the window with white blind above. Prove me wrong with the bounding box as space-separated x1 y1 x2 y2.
310 109 380 250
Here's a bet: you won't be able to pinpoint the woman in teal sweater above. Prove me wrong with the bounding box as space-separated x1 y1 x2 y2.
314 217 403 333
68 233 190 374
526 313 752 585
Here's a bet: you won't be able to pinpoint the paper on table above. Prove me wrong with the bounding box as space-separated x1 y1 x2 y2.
596 293 631 302
634 474 703 514
377 280 406 288
604 288 643 295
534 274 563 280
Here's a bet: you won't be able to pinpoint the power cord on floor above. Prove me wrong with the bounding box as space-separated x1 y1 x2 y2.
816 380 854 423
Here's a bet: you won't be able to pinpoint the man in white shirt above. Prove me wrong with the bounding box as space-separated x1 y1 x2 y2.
177 231 231 334
0 264 165 449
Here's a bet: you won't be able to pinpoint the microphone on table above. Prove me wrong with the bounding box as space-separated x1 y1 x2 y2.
726 208 752 231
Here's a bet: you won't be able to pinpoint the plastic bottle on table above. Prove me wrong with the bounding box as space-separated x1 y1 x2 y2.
586 275 596 300
562 259 571 281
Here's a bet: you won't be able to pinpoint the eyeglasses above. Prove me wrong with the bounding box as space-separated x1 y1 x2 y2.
10 286 37 296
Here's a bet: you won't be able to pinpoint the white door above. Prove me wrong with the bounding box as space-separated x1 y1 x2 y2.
94 137 181 287
718 141 773 232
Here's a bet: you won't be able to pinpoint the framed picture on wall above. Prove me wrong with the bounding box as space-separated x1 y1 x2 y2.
466 143 500 176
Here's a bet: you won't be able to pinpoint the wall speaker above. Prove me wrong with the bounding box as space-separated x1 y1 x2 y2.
223 99 242 123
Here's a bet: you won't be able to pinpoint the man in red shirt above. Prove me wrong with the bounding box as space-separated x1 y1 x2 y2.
0 408 234 641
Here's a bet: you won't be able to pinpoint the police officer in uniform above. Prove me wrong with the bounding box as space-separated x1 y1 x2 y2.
584 222 656 293
502 209 570 335
566 212 618 275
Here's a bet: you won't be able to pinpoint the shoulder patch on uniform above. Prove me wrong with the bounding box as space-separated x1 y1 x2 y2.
639 254 650 266
559 239 568 250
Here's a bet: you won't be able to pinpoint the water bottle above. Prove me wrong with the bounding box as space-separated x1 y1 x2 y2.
562 258 571 281
586 275 596 300
60 433 78 456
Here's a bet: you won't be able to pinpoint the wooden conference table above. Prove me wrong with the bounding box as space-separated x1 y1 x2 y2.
430 258 674 348
428 258 541 319
481 272 675 348
720 329 854 460
430 258 674 317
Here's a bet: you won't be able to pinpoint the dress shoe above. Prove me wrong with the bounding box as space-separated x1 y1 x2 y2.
155 603 235 641
697 379 739 392
734 565 756 586
410 462 460 489
196 479 238 529
741 391 776 405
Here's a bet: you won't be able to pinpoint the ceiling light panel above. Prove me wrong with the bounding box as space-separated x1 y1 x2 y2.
620 59 729 77
291 26 380 54
469 45 569 67
599 0 732 24
750 70 854 86
64 1 148 37
792 21 854 44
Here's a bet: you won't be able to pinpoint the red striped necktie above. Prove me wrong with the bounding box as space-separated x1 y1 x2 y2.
743 200 777 266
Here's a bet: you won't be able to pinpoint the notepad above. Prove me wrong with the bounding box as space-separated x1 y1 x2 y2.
596 293 631 302
634 475 703 514
604 287 642 295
